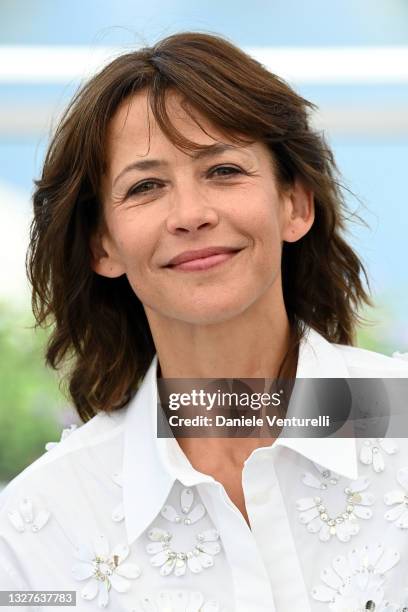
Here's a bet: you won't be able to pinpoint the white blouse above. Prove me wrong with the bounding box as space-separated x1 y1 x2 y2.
1 327 408 612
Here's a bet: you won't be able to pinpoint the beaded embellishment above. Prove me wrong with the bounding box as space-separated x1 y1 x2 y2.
359 439 398 474
72 534 141 608
311 543 400 611
160 487 206 526
301 463 341 490
7 497 50 533
384 467 408 529
145 487 221 577
296 476 374 542
147 526 221 576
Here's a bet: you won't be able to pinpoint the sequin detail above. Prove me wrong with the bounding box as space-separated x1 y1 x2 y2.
359 439 398 474
297 476 374 542
7 497 50 533
161 487 206 526
311 543 400 611
384 467 408 529
72 534 141 608
146 527 221 577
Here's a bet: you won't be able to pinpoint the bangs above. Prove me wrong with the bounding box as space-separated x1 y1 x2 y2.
147 81 256 156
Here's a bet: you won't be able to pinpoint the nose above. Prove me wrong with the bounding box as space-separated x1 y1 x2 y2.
165 185 219 234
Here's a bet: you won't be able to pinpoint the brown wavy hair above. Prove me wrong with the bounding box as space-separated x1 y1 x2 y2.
27 31 373 422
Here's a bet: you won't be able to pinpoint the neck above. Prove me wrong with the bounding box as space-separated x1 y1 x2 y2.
147 296 292 380
145 284 301 468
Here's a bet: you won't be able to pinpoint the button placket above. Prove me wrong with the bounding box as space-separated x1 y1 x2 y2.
243 454 313 611
197 481 277 612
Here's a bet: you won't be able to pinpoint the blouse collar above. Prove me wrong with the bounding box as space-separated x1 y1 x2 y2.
122 325 358 545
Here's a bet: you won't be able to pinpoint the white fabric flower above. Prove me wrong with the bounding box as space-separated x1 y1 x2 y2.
161 487 206 526
72 534 141 608
145 486 222 577
311 543 400 611
136 589 222 611
392 351 408 361
301 462 341 490
7 497 50 533
45 424 78 451
384 467 408 528
359 439 398 474
146 527 221 577
296 476 374 542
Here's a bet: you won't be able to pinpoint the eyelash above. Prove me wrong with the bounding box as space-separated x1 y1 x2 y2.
126 165 244 198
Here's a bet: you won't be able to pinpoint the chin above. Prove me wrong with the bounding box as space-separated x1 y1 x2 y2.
171 297 253 326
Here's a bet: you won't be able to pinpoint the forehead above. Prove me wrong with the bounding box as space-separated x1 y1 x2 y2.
105 89 258 164
109 90 219 149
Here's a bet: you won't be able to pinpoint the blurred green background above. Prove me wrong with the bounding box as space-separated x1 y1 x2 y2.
0 302 79 486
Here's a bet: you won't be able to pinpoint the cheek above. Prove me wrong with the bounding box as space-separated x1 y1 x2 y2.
109 216 151 266
248 203 283 269
248 199 282 244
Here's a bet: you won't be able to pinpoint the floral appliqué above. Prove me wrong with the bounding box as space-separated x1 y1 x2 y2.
359 439 398 474
160 487 206 526
384 467 408 529
7 497 50 533
392 351 408 362
146 487 222 577
311 543 400 611
72 534 141 608
301 463 341 490
135 589 222 611
297 473 374 543
45 424 78 451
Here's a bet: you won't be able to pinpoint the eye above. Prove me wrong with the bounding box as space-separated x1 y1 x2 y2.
209 165 243 178
125 165 244 200
127 180 163 197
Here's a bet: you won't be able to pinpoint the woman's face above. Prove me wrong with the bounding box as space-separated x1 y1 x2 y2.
94 89 314 326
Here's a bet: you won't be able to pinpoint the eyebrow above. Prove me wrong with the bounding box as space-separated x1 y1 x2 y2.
112 143 247 188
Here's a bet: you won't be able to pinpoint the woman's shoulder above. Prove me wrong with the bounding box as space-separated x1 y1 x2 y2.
333 342 408 377
0 407 129 589
0 408 125 514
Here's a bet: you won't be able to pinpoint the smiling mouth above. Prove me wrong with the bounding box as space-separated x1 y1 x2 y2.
165 249 243 272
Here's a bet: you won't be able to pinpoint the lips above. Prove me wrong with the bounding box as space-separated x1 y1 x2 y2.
165 246 242 267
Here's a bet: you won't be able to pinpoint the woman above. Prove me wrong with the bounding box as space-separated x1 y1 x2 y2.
1 31 408 612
